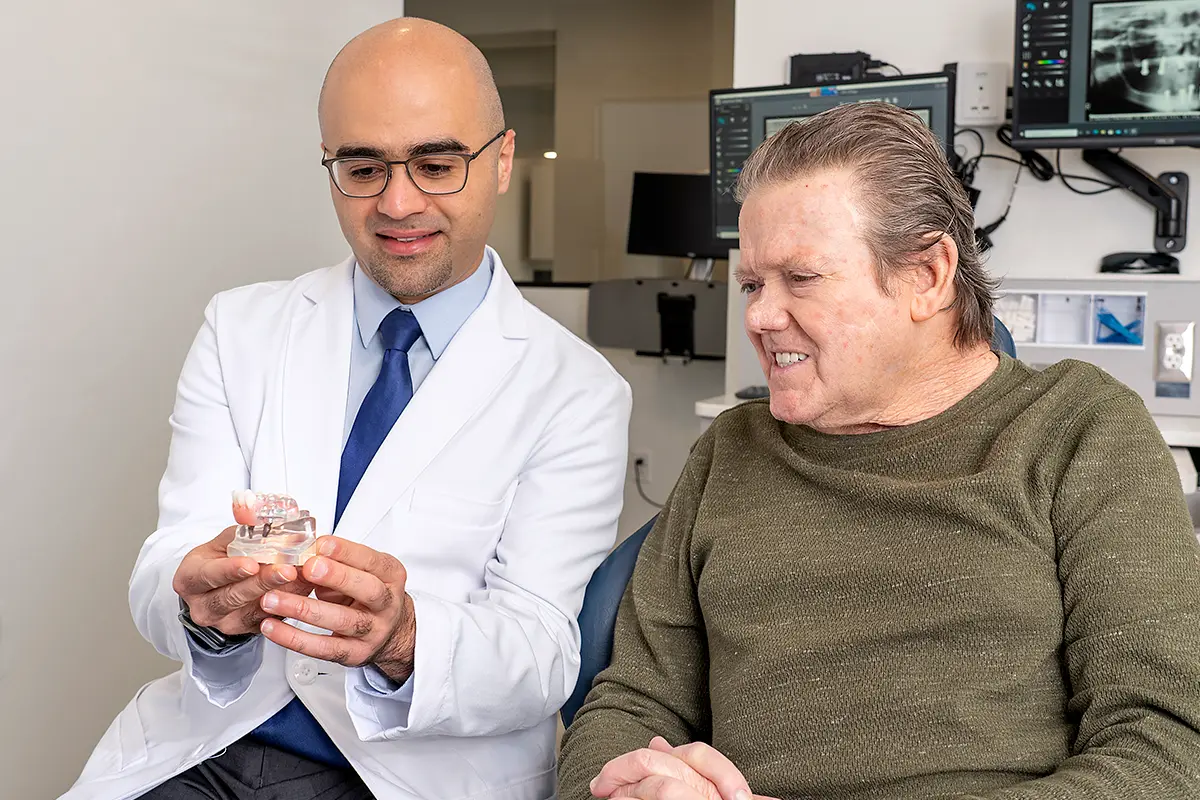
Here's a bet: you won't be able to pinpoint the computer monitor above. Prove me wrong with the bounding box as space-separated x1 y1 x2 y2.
626 172 732 260
710 72 956 240
1011 0 1200 149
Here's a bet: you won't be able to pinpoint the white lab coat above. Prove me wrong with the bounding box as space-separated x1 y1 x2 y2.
63 250 632 800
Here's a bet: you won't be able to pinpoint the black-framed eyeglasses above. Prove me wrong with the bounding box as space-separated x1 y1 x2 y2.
321 130 508 198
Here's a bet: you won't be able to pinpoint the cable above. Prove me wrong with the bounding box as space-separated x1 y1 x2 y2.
1055 150 1121 195
993 161 1022 226
633 458 664 509
969 152 1120 189
962 124 1129 250
994 125 1055 181
975 159 1022 252
955 127 986 156
972 153 1023 167
993 123 1124 189
870 60 902 76
955 128 985 177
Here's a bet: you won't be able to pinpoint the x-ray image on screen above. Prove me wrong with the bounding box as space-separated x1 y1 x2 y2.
763 106 931 138
1088 0 1200 119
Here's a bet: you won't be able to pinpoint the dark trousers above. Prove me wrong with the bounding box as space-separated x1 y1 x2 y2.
138 736 375 800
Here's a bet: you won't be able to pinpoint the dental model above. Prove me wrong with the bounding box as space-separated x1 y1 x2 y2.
227 490 318 565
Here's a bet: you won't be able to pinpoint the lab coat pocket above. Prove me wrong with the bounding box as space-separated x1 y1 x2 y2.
399 484 516 593
409 486 511 530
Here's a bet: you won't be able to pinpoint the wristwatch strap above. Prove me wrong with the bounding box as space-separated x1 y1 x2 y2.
178 597 256 653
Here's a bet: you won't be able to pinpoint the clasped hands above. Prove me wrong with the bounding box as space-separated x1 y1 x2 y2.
173 528 416 682
589 736 778 800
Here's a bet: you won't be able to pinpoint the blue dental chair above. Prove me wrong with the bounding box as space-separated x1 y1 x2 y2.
560 317 1017 727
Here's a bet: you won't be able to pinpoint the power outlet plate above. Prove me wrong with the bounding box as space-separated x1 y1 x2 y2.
954 61 1009 127
1156 321 1195 383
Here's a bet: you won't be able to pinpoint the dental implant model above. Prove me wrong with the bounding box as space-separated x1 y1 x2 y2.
226 490 318 565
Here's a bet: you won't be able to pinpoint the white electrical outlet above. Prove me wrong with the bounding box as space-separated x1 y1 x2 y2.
1164 333 1186 370
954 61 1009 127
1156 321 1195 383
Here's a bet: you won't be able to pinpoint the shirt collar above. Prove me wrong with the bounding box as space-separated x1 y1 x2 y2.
353 249 493 360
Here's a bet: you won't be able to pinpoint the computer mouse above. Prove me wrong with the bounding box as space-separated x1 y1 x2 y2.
734 385 770 400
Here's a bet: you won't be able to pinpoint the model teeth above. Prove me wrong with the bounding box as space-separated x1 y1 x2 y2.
774 352 808 367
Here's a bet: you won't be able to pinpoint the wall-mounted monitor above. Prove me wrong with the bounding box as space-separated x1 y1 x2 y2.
1011 0 1200 149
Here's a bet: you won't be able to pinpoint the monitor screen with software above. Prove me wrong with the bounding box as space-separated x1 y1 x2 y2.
1010 0 1200 149
710 72 956 240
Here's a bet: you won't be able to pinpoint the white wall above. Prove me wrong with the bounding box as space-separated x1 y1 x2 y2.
0 3 404 796
606 351 724 532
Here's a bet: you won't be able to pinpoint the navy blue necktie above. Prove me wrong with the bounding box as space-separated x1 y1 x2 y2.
335 307 423 527
251 307 422 768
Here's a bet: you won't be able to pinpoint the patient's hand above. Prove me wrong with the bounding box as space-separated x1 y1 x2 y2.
591 737 778 800
172 527 314 636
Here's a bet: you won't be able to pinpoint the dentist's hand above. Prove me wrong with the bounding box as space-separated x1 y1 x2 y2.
173 527 314 636
258 536 417 682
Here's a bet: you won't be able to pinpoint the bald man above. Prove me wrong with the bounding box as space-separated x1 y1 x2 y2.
64 18 631 800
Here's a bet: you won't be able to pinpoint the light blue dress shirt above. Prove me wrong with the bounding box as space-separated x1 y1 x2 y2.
188 250 494 700
344 250 493 443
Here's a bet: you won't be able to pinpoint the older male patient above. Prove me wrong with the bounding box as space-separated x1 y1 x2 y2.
64 17 630 800
558 102 1200 800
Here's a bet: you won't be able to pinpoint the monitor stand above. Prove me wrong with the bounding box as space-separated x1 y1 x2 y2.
1082 148 1188 257
687 257 715 281
1099 251 1180 275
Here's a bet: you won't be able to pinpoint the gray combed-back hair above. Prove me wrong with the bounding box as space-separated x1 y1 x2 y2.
734 101 997 348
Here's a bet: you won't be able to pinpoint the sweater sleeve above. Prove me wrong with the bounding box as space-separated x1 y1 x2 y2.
556 435 715 800
960 390 1200 799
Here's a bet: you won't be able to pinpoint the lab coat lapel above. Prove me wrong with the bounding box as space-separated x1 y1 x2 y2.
281 257 355 532
334 261 529 544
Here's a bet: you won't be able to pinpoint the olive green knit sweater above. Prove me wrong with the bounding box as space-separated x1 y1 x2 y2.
558 356 1200 799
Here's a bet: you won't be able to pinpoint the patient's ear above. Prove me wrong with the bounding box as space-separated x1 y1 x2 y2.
910 234 958 323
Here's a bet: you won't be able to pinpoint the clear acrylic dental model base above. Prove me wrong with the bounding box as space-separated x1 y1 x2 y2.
227 490 318 565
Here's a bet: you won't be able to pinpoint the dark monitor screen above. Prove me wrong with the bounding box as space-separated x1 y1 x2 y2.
626 172 732 260
710 72 956 240
1011 0 1200 149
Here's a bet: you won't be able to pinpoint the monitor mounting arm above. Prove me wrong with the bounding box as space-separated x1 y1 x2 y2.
1081 148 1189 254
